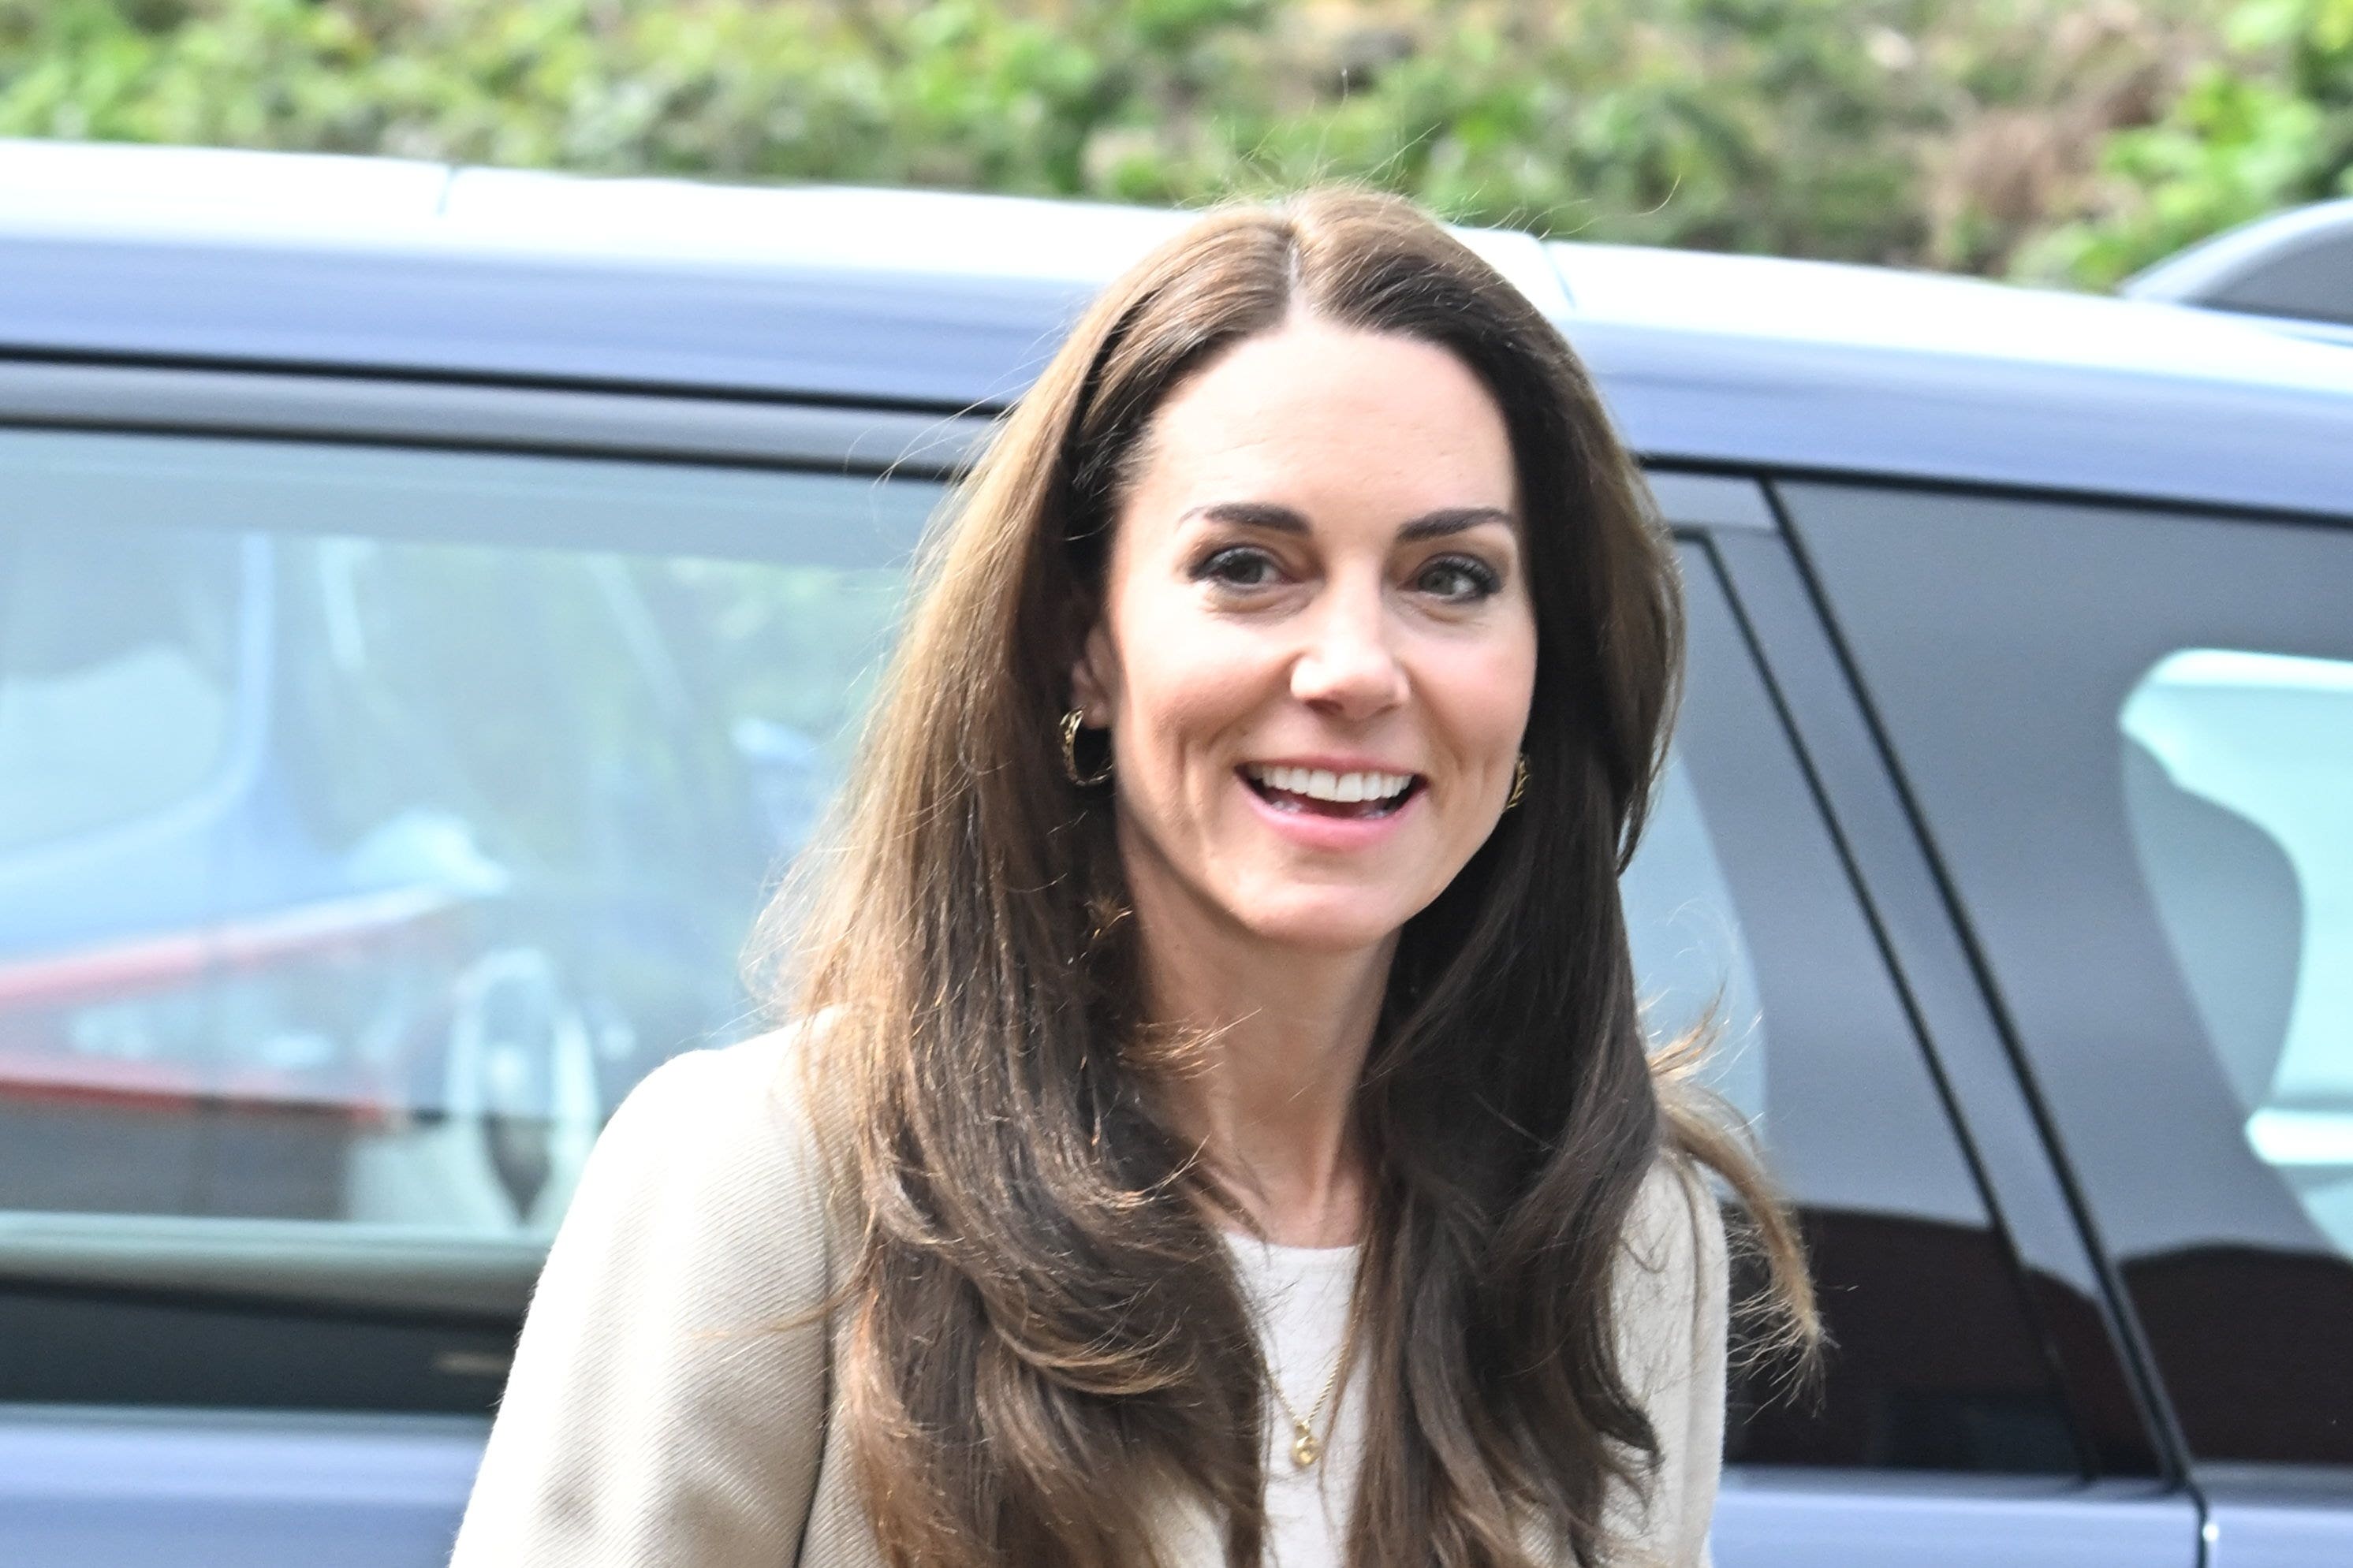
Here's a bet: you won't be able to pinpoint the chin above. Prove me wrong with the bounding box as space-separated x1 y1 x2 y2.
1232 891 1419 955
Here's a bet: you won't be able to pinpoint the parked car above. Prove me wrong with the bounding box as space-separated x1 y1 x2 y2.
2124 196 2353 338
1 138 2347 1567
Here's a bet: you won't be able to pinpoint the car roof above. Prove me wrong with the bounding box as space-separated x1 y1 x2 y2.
3 138 2347 520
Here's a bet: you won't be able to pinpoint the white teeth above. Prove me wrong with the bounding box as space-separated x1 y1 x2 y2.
1246 765 1414 803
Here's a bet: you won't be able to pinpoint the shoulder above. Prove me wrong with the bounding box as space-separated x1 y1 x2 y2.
608 1022 814 1135
453 1024 843 1564
595 1022 827 1192
1600 1153 1731 1568
1610 1153 1730 1384
1618 1155 1729 1301
545 1022 839 1317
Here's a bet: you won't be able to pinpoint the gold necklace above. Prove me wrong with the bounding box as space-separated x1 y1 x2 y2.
1264 1331 1352 1469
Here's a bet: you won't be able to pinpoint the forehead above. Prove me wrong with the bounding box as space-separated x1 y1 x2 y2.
1127 317 1518 517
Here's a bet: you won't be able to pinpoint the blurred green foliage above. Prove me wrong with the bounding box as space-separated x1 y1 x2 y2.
2019 0 2353 285
0 0 2344 286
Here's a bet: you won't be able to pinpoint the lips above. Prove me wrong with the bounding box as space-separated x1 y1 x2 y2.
1240 762 1423 819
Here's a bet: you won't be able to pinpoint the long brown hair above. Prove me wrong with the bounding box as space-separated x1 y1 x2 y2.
772 188 1815 1568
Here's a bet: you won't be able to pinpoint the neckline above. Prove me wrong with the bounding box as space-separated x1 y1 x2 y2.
1219 1229 1363 1264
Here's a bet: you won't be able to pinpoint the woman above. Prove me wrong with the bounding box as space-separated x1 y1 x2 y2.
453 188 1813 1568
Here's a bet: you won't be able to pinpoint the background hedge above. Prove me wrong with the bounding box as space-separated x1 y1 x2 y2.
3 0 2349 287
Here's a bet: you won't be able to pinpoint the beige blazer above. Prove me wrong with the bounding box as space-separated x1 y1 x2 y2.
449 1032 1728 1567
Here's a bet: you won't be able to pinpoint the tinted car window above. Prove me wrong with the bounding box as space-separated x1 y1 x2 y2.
2122 646 2353 1253
1626 544 2077 1473
0 527 242 853
0 426 931 1410
1784 481 2353 1469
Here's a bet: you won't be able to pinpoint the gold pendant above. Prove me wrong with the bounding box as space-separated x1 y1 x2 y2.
1290 1426 1321 1469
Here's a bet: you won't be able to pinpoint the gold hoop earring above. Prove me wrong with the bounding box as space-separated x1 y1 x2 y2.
1061 709 1113 787
1504 754 1528 811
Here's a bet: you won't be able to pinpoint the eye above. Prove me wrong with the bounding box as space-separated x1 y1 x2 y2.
1413 553 1502 602
1193 545 1285 590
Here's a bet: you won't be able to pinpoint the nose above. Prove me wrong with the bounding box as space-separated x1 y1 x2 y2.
1289 575 1408 720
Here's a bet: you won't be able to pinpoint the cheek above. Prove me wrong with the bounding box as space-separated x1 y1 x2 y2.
1098 586 1255 770
1438 621 1539 754
1117 626 1276 777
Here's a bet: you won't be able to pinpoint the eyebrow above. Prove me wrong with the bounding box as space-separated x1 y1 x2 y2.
1181 501 1516 540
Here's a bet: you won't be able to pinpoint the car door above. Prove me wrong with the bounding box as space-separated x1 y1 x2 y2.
0 359 974 1566
0 359 2204 1567
1779 481 2353 1566
1643 475 2202 1566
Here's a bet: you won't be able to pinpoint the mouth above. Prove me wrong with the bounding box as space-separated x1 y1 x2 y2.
1240 763 1423 820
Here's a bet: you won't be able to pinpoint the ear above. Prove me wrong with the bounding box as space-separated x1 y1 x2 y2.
1068 617 1121 728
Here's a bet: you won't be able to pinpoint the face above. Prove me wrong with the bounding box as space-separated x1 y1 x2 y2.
1071 315 1538 959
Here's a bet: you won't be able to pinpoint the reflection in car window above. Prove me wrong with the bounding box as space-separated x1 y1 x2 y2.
1784 480 2353 1469
1624 755 1767 1129
2121 648 2353 1255
1627 546 2079 1474
0 431 931 1358
0 527 245 855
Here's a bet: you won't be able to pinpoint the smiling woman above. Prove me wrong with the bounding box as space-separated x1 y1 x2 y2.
451 189 1817 1568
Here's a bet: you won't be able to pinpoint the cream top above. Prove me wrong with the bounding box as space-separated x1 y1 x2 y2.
1224 1232 1365 1566
450 1030 1727 1566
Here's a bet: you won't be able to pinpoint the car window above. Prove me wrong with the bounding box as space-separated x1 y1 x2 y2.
0 431 2075 1451
1625 544 2078 1473
2123 646 2353 1256
0 426 932 1411
0 527 244 856
1784 480 2353 1470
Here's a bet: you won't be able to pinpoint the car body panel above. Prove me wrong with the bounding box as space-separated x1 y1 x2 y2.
0 1405 482 1568
3 139 2347 516
2204 1477 2353 1568
1713 1473 2198 1568
0 1413 2211 1568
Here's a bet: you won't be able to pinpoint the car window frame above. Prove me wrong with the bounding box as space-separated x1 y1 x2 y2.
1647 473 2175 1487
0 360 986 1407
1701 489 2178 1484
